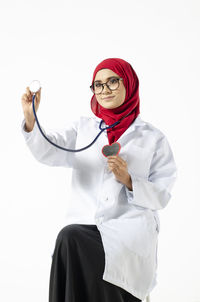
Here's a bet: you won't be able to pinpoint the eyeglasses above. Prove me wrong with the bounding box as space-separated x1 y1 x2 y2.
90 77 123 95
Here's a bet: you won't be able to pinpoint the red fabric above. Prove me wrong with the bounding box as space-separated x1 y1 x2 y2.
90 58 140 144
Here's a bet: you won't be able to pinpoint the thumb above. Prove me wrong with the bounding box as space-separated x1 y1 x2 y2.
36 87 42 102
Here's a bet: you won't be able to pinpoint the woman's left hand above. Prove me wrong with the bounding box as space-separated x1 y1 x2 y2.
107 155 132 190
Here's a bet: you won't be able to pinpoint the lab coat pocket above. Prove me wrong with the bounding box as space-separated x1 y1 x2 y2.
119 214 157 258
127 144 154 179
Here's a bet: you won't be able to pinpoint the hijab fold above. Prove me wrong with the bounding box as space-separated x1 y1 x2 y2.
90 58 140 144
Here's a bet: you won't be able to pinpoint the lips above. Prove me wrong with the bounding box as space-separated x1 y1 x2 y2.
102 96 114 100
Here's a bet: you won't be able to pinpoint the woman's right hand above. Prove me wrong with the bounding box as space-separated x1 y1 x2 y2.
21 86 41 131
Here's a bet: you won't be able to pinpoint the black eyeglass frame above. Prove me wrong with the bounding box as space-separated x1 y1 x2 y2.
90 77 123 94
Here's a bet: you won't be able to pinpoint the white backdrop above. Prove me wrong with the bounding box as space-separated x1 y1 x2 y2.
0 0 199 301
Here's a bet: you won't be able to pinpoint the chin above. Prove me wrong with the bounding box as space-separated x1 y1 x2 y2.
101 102 118 109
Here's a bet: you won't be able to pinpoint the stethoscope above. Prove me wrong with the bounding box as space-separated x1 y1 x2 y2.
29 80 132 153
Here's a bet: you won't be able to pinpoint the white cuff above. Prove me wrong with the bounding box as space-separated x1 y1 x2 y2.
21 118 37 140
125 185 134 204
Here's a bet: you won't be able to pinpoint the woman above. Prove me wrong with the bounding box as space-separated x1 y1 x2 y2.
21 58 177 301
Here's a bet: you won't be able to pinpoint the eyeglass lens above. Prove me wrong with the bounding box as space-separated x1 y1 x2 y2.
93 78 120 94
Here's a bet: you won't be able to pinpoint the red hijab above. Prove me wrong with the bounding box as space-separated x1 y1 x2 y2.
90 58 140 144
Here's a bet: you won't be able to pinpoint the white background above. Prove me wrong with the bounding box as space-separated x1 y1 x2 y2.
0 0 199 301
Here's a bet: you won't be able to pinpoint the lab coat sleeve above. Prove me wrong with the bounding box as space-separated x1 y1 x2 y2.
21 118 78 168
125 134 177 210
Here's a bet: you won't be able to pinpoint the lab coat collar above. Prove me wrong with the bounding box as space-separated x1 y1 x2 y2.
93 114 145 131
93 114 146 143
94 114 144 124
119 115 146 141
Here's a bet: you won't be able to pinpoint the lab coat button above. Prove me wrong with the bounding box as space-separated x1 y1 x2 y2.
96 216 104 224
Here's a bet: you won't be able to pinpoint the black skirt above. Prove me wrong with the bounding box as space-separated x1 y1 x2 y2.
49 224 142 302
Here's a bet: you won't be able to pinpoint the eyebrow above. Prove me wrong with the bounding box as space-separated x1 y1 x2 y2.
94 76 118 83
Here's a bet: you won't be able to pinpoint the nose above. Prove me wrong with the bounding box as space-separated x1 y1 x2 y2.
102 83 112 94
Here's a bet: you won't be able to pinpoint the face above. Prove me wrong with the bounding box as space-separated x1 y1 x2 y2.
93 69 126 109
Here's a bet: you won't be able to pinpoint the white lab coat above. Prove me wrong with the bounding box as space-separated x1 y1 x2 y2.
21 114 177 301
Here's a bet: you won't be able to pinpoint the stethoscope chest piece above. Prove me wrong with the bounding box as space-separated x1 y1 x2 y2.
29 80 41 94
102 142 121 157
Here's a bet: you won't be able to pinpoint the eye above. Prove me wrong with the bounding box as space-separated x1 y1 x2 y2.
108 78 118 84
94 83 101 88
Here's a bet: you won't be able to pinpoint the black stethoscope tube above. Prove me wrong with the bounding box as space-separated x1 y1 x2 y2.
32 94 120 152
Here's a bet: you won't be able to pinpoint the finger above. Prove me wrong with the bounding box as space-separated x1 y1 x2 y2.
34 87 41 101
107 155 119 161
111 166 120 175
107 159 122 170
36 87 41 96
21 93 27 99
21 95 28 102
115 155 127 165
108 155 125 162
26 87 31 95
108 165 118 174
108 164 114 172
108 157 126 167
27 86 35 98
108 162 120 171
26 88 33 100
107 159 119 165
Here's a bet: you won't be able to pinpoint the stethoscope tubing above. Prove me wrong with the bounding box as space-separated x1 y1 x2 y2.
32 94 120 152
